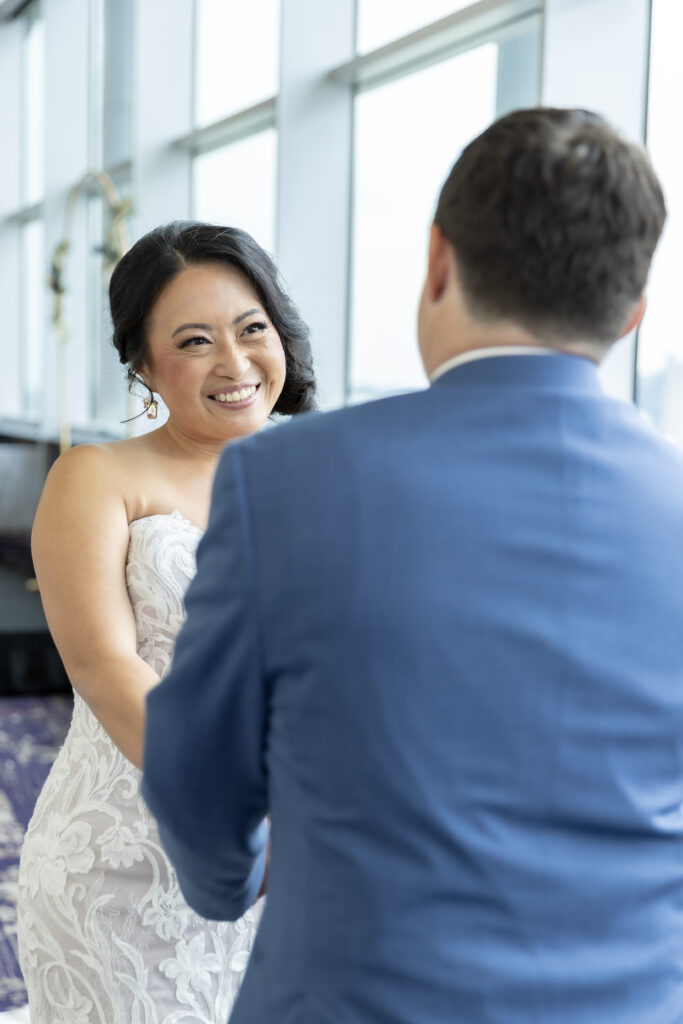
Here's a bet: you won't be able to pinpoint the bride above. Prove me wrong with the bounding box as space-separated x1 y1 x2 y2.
16 221 316 1023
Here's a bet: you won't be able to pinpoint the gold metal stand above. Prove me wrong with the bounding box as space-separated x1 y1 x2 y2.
48 172 132 453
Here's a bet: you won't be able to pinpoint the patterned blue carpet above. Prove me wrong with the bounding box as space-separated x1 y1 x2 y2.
0 696 73 1011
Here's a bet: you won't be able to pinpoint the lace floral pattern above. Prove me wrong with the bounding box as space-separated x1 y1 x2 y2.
16 511 262 1024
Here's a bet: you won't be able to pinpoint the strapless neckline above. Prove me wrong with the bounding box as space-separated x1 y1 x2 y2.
129 509 204 534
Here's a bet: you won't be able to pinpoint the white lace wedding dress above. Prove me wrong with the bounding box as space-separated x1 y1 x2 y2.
16 511 262 1024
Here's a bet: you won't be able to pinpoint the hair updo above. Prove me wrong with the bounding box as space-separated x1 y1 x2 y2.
109 220 316 415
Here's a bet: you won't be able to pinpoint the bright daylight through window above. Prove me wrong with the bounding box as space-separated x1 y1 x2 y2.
637 0 683 446
350 43 498 401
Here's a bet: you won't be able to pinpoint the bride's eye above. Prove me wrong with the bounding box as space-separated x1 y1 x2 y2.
179 336 211 348
241 322 268 337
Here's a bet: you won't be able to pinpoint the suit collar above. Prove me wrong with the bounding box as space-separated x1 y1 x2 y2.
430 346 558 382
430 350 604 393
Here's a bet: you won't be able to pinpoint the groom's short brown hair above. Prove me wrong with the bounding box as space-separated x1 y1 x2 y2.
434 107 666 345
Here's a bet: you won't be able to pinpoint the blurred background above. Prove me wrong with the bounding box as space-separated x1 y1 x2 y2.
0 0 680 678
0 1 681 1013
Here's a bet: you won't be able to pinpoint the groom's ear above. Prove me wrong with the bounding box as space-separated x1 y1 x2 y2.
425 224 452 304
618 293 647 340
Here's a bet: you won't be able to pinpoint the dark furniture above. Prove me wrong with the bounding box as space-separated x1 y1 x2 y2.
0 439 70 695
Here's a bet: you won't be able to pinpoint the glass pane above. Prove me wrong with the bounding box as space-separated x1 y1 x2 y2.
357 0 474 53
350 44 498 401
103 0 133 167
23 5 45 204
88 174 133 430
195 0 280 126
21 219 45 419
193 130 277 255
636 0 683 445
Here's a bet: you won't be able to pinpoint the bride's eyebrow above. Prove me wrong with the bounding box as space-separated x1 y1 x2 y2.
233 308 263 325
171 310 264 338
172 322 213 337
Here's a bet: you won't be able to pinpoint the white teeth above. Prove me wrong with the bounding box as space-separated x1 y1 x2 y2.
213 385 257 404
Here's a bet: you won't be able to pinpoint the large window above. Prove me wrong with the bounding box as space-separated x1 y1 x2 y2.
637 0 683 446
349 3 541 402
3 0 670 446
350 44 498 400
357 0 474 52
193 130 277 253
194 0 280 126
192 1 279 256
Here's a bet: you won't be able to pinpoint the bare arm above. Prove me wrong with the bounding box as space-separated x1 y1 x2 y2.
32 445 159 769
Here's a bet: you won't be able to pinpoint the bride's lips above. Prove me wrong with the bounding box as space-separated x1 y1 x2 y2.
206 383 261 410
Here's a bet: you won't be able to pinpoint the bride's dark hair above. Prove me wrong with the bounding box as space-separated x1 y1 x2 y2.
109 220 316 415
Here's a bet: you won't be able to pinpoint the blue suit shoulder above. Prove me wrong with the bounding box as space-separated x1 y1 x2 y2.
225 389 425 467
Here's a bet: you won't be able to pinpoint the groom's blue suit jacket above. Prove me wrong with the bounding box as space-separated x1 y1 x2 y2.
144 353 683 1023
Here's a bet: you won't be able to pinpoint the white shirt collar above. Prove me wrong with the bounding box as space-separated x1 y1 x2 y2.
429 346 559 384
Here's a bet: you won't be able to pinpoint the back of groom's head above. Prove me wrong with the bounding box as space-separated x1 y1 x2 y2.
434 107 666 347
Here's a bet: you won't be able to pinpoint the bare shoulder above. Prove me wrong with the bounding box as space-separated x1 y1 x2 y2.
39 442 128 509
32 442 132 558
36 429 205 533
47 440 125 475
39 436 159 514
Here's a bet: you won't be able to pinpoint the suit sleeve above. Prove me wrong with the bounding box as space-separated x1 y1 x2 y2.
142 444 268 921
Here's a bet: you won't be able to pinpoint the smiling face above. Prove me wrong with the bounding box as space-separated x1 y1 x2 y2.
139 262 287 446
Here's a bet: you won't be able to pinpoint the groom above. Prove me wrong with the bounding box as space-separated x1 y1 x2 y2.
143 108 683 1023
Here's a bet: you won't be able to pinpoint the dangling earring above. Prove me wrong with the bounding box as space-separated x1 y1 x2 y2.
144 394 158 420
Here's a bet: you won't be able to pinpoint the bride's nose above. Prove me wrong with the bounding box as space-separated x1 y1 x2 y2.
212 338 251 378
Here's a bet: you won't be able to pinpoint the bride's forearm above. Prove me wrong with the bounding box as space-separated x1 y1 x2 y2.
68 654 160 770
